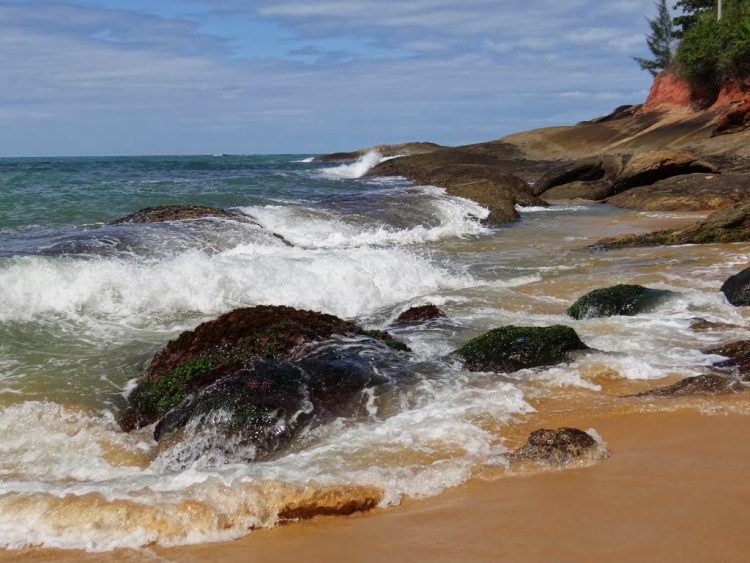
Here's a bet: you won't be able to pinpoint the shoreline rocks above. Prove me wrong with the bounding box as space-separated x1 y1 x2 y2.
395 304 446 323
720 267 750 306
110 205 244 225
567 284 673 319
509 428 603 465
631 374 742 397
453 325 588 373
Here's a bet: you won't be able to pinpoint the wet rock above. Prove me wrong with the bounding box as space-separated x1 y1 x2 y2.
453 325 588 373
119 305 398 431
566 284 673 319
706 339 750 378
110 205 244 225
509 427 600 465
542 180 616 201
594 202 750 249
631 374 742 397
720 267 750 306
395 304 446 323
607 173 750 211
362 329 410 352
612 149 717 193
689 318 739 332
533 156 622 197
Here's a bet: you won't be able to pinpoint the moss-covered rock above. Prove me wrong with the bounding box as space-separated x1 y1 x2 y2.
453 325 588 373
566 284 673 319
119 306 402 431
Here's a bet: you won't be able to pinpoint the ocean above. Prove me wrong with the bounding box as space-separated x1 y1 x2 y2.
0 153 748 550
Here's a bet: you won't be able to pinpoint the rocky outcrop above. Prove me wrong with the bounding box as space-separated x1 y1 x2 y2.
632 374 742 397
611 149 717 193
119 306 406 434
313 142 444 162
533 156 622 196
594 202 750 249
453 325 588 373
395 304 446 323
640 71 696 113
542 180 616 201
509 428 602 465
720 267 750 306
711 81 750 136
584 104 642 124
567 284 673 319
110 205 243 224
607 172 750 211
707 340 750 378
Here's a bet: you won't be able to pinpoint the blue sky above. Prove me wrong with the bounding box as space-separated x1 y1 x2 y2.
1 0 661 156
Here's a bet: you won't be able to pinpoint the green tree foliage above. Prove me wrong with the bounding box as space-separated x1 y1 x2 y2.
676 4 750 91
634 0 676 75
673 0 715 37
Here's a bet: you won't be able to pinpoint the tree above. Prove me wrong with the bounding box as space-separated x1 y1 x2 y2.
673 0 715 37
634 0 676 75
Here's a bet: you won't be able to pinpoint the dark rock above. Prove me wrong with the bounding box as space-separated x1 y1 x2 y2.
453 325 588 373
706 339 750 377
362 330 410 352
395 304 446 323
110 205 243 225
119 306 394 431
533 156 622 196
313 142 444 162
583 104 642 124
442 180 519 224
594 202 750 249
509 427 600 465
611 149 717 193
631 374 742 397
607 173 750 211
566 284 673 319
542 180 616 201
689 317 739 332
720 267 750 306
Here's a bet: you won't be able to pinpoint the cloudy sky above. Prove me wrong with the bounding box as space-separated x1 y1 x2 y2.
1 0 662 156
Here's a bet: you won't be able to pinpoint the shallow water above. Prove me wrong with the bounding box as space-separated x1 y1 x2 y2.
0 152 748 550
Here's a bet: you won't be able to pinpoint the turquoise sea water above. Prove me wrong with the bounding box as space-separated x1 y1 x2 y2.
0 152 748 550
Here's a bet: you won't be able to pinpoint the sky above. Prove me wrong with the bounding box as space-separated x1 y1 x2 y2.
0 0 663 156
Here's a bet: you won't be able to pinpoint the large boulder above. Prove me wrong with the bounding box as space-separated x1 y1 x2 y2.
720 267 750 306
611 149 717 193
594 202 750 249
542 180 616 201
607 173 750 211
566 284 673 319
533 156 623 196
509 428 603 465
632 374 742 397
119 306 406 433
110 205 243 224
395 304 446 323
453 325 588 373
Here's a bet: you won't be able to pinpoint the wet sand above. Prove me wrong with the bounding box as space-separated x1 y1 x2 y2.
10 404 750 562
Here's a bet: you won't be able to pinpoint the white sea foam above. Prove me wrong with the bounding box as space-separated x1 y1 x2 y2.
0 245 473 324
243 189 488 249
515 204 588 213
318 151 386 179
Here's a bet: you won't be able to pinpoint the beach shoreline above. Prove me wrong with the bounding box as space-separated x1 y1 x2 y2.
7 397 749 562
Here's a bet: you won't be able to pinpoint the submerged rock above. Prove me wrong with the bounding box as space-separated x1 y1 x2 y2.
119 305 401 433
395 304 446 323
632 374 742 397
110 205 244 224
720 267 750 306
706 339 750 378
689 318 739 332
509 427 601 465
594 202 750 249
566 284 673 319
453 325 588 373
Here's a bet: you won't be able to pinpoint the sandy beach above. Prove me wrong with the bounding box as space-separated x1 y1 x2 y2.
8 392 749 563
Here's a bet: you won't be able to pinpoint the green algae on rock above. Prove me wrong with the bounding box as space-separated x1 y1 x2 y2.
566 284 673 320
453 325 588 373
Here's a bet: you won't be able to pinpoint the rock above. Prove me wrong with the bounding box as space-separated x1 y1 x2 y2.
362 329 411 352
566 284 673 319
713 99 750 136
110 205 243 224
119 306 399 432
395 304 446 323
533 156 622 196
640 71 698 113
689 318 739 332
453 325 588 373
542 180 616 201
632 374 742 397
706 340 750 377
443 180 519 224
594 202 750 249
313 142 444 162
583 104 642 124
612 149 717 193
607 173 750 211
509 428 600 465
720 267 750 306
